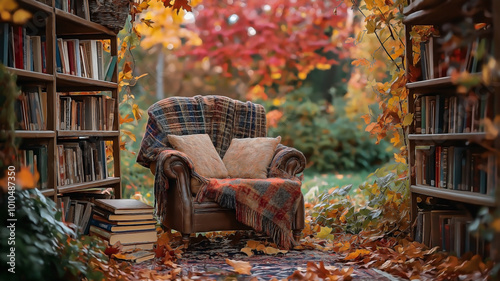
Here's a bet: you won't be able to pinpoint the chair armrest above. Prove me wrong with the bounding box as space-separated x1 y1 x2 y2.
269 144 306 178
155 152 195 233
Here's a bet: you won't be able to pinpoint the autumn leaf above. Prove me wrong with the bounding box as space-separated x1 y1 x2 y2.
16 166 39 189
12 9 31 24
226 259 252 275
241 247 254 257
344 249 371 260
402 113 414 127
104 241 123 257
132 104 143 121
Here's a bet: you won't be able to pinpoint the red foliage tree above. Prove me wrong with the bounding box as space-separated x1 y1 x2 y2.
176 0 353 99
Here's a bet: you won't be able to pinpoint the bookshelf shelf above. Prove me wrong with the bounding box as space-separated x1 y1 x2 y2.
56 74 118 91
57 177 121 194
57 130 120 138
411 185 496 207
17 0 52 13
10 0 123 202
41 188 56 197
9 68 54 83
406 74 481 90
403 0 490 25
55 9 115 37
408 133 487 141
15 130 56 138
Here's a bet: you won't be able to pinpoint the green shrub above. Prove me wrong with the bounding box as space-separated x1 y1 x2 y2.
0 188 108 281
266 87 393 172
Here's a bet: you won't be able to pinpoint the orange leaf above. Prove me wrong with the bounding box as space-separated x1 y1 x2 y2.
16 166 39 189
226 259 252 275
344 249 371 260
241 247 254 257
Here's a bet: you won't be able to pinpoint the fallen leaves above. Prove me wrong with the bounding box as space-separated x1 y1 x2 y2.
241 240 288 256
226 259 252 275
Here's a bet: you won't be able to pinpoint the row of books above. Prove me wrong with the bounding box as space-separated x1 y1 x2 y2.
55 0 90 20
15 88 47 131
17 145 48 190
57 189 113 234
418 25 492 81
59 94 115 131
415 145 497 195
414 209 489 258
59 197 94 234
56 38 117 81
57 140 108 186
89 199 157 253
0 25 48 73
414 90 494 134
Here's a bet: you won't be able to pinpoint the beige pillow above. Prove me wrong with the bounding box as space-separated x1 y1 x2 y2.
223 136 281 179
168 134 228 178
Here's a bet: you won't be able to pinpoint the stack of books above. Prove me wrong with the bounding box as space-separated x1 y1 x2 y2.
89 199 157 251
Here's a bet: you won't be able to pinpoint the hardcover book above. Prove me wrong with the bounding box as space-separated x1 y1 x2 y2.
95 199 154 214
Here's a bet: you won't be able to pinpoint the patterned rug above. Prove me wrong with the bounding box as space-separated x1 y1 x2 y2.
132 232 401 280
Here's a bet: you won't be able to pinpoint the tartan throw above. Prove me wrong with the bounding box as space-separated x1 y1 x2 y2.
136 95 303 249
196 177 302 249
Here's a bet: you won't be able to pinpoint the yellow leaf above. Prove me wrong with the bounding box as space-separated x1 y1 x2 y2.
366 19 377 34
317 226 332 239
226 259 252 275
390 133 401 146
271 72 281 80
402 113 414 127
132 104 143 121
241 247 254 257
12 9 31 24
394 153 406 164
121 129 137 142
316 63 331 70
298 72 307 80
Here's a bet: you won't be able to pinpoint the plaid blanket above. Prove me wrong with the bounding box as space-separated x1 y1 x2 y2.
136 95 302 249
196 177 302 249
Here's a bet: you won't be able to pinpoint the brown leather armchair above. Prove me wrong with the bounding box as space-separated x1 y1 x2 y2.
138 95 306 247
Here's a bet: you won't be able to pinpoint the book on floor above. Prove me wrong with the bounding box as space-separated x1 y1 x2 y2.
114 250 155 263
93 207 154 221
89 217 156 232
95 199 154 214
89 225 157 245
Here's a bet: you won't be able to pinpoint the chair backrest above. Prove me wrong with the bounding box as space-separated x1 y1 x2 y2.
146 95 267 158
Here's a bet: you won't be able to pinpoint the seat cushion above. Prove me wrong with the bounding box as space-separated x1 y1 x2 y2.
168 134 229 178
223 136 281 178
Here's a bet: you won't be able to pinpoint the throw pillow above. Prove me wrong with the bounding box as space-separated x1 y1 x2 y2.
223 136 281 179
168 134 228 178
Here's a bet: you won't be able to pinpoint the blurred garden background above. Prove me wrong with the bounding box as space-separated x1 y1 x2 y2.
119 0 403 204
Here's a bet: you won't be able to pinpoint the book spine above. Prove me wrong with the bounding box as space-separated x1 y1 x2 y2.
89 218 114 232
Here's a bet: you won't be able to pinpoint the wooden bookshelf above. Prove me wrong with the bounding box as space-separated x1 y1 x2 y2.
405 0 499 262
8 0 122 200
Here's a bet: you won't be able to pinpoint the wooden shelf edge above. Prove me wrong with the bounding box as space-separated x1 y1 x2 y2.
408 132 487 141
407 73 481 90
17 0 52 13
57 177 121 194
411 185 496 207
7 67 54 82
40 188 56 196
56 73 117 89
15 130 56 138
57 130 120 138
55 9 115 36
